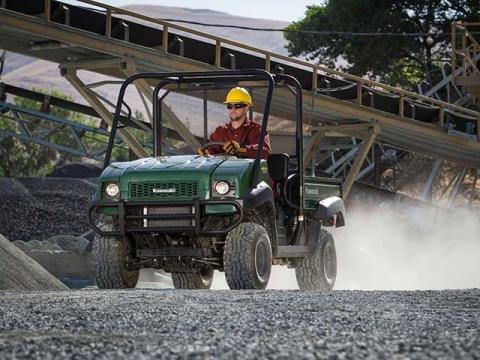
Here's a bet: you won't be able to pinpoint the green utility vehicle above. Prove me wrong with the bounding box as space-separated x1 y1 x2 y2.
88 70 345 290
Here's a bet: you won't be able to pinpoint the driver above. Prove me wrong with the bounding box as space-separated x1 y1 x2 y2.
197 87 271 159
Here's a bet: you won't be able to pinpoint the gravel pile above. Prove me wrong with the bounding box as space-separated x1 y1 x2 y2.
0 233 68 291
48 162 102 178
13 235 91 254
0 177 96 242
0 289 478 358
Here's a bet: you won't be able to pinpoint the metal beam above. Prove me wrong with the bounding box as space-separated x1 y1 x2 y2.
304 124 375 172
122 65 201 151
314 123 376 134
447 168 467 207
357 162 375 180
62 69 148 158
419 159 443 202
303 130 324 167
0 100 115 161
309 94 480 168
325 147 359 174
28 40 71 51
342 126 379 199
60 58 127 72
0 10 210 74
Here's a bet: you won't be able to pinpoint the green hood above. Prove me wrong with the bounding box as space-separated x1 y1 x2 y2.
101 155 226 178
98 155 264 202
100 155 229 201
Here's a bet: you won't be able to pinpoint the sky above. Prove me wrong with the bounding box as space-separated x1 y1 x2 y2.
99 0 323 22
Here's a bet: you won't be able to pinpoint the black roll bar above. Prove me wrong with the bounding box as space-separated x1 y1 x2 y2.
274 74 304 218
104 69 275 189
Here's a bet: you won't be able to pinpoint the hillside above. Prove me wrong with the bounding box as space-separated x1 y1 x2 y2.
122 5 289 55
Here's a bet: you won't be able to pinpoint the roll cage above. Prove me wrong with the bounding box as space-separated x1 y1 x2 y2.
104 69 305 217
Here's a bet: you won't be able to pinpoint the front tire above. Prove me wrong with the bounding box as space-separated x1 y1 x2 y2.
295 229 337 290
224 222 272 290
93 222 139 289
171 268 214 289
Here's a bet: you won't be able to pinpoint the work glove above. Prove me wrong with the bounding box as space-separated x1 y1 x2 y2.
196 147 210 156
223 140 247 155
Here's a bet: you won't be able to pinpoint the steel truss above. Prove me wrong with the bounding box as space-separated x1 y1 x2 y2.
0 78 188 161
0 0 479 203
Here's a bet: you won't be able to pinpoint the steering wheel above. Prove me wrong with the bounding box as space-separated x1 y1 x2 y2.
200 141 225 151
197 141 227 155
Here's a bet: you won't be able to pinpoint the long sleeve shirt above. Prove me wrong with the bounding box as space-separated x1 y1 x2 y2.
208 118 271 159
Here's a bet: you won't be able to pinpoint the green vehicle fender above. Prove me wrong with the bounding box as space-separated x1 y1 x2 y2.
208 158 271 214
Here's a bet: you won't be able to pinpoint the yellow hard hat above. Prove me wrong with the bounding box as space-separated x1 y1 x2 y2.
224 87 253 106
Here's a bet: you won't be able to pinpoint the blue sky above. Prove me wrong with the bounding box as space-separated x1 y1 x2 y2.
100 0 323 22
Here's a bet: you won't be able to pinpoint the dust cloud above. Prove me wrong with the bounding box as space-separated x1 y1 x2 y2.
218 203 480 290
137 204 480 291
333 204 480 290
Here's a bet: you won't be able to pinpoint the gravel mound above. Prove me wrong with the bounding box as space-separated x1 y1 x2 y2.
46 235 90 254
0 178 34 201
48 162 102 178
0 233 67 291
0 289 478 358
13 240 63 252
0 177 96 242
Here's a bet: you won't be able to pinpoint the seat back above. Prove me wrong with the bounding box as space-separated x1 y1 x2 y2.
267 153 289 182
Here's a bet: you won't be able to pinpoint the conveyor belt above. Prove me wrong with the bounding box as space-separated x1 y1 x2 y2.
1 0 480 167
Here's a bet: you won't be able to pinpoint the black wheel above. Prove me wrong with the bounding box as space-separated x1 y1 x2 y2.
295 229 337 290
171 268 214 289
224 222 272 290
93 221 139 289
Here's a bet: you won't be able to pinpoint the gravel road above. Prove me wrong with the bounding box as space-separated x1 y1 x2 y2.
0 289 479 359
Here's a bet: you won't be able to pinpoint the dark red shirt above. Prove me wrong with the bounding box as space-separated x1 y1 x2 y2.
208 118 271 159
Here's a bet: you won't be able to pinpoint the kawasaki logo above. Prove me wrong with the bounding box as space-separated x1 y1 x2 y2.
305 188 319 195
152 188 176 194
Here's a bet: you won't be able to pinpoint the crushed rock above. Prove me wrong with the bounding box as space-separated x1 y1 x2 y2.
0 177 96 242
0 233 68 290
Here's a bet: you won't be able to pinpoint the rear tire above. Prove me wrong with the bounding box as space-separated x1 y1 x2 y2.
295 229 336 290
171 268 214 289
93 222 139 289
224 222 272 290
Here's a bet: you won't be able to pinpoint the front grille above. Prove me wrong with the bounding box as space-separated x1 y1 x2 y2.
129 182 198 199
146 206 193 228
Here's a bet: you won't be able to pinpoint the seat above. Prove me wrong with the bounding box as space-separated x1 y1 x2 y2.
267 153 289 183
267 154 301 209
282 174 300 209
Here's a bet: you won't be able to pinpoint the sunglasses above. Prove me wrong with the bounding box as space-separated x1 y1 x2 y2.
227 103 247 110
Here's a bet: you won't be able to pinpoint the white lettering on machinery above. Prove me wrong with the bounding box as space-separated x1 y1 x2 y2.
152 188 176 194
305 187 319 195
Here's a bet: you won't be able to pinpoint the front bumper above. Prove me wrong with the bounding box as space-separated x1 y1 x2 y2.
88 199 244 237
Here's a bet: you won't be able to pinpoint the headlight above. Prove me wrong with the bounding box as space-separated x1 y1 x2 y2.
105 183 120 197
214 181 230 196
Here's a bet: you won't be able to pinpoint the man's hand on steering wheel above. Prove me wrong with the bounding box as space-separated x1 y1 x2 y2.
197 141 247 156
196 147 210 156
223 140 247 155
196 141 225 156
